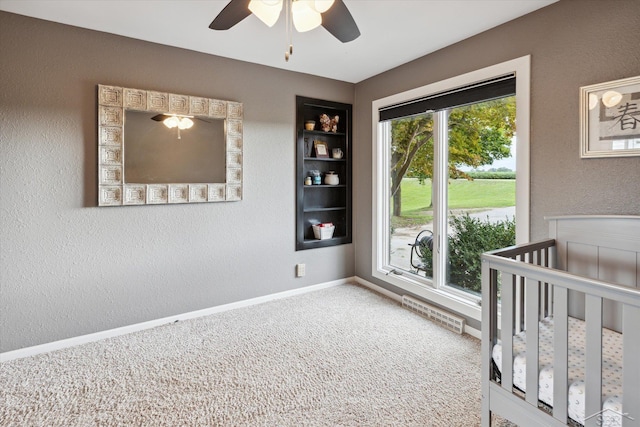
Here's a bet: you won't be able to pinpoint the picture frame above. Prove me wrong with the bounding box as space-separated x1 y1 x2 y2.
313 140 329 158
580 75 640 158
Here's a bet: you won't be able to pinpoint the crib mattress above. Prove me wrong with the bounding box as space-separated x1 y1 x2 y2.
492 316 623 425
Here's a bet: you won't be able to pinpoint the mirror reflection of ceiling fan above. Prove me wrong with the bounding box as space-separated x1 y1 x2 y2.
209 0 360 61
151 114 213 127
150 114 211 140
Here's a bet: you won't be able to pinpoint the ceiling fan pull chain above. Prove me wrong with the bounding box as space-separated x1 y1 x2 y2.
285 0 292 61
289 1 294 58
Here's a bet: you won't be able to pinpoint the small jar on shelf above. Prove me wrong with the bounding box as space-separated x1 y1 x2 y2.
324 171 339 185
309 170 321 185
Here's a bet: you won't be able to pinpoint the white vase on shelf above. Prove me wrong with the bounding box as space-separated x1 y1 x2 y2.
324 172 339 185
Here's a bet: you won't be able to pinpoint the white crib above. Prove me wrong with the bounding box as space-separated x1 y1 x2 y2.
481 216 640 427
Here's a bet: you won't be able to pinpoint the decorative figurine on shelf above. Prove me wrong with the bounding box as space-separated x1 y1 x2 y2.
330 116 339 132
319 113 339 132
310 170 322 185
319 114 331 132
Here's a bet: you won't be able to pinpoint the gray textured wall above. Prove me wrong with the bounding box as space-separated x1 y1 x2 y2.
0 11 354 352
353 1 640 299
3 1 640 353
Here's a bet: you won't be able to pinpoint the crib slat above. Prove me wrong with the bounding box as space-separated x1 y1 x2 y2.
539 277 546 320
519 272 526 332
481 259 493 427
623 305 640 427
501 273 515 392
525 277 540 407
542 247 551 318
584 295 603 427
552 286 568 423
534 249 546 319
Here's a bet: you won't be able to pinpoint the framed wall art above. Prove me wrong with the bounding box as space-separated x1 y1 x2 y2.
580 75 640 158
313 140 329 158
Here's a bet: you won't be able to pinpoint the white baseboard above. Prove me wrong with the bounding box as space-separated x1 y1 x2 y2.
464 324 481 339
0 278 350 362
352 276 402 303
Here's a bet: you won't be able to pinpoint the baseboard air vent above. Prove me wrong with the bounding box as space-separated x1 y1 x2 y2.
402 295 465 334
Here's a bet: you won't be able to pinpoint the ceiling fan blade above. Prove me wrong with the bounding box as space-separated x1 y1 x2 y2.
321 0 360 43
209 0 252 30
151 114 211 124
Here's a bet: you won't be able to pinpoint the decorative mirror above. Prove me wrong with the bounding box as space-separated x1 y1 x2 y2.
97 84 243 206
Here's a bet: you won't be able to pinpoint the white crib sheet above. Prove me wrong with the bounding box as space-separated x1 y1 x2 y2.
492 316 623 425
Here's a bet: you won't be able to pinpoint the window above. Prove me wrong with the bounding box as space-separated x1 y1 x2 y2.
372 57 530 322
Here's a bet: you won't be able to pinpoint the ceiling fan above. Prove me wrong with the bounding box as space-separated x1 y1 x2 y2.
151 114 213 139
209 0 360 60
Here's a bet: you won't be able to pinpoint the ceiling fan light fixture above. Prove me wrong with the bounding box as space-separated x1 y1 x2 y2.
163 116 179 129
292 0 322 32
248 0 283 27
178 117 194 130
163 115 194 130
311 0 334 13
209 0 360 45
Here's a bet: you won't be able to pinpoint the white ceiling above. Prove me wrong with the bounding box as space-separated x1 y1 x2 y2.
0 0 556 83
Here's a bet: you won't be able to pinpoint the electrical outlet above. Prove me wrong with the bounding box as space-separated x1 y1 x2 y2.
296 263 306 277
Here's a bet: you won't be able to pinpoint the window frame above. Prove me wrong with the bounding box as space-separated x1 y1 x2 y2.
371 56 531 322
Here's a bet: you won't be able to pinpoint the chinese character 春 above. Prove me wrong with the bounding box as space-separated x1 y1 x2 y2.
613 101 640 131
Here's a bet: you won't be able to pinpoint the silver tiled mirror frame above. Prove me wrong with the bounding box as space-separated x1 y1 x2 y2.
97 84 243 206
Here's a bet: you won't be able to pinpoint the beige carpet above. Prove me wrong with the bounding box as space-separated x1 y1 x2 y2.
2 283 490 426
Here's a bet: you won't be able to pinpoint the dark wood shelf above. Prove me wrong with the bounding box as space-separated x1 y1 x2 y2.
303 129 346 137
303 157 346 162
301 235 351 249
304 206 347 213
296 96 352 251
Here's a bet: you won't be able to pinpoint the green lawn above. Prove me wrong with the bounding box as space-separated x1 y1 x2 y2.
393 178 515 227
